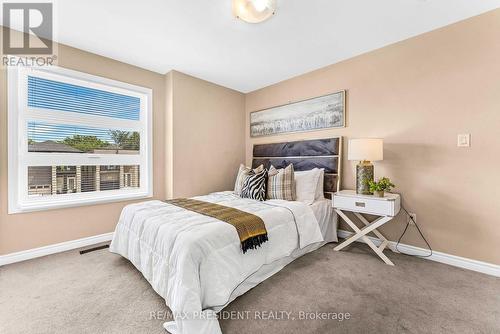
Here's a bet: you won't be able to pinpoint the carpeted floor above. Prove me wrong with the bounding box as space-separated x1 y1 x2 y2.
1 242 499 334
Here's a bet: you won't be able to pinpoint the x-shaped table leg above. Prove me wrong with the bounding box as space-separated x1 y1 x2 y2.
334 209 394 265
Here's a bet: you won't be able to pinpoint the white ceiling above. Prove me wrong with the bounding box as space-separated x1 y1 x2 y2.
4 0 500 92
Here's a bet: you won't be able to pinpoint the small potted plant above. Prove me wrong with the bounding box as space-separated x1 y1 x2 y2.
367 177 395 197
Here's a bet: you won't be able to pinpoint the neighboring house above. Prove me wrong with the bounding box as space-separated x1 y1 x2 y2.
27 166 53 196
28 140 83 153
28 141 83 195
28 141 139 196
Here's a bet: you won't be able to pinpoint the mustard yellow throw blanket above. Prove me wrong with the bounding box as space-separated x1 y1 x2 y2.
165 198 268 253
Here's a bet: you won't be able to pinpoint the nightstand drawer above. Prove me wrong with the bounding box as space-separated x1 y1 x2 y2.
333 194 399 216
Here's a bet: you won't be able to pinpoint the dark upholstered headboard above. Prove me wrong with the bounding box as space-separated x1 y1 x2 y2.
252 137 343 198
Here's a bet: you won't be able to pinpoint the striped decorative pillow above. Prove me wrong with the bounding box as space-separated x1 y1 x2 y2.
267 164 296 201
240 169 268 201
234 164 264 196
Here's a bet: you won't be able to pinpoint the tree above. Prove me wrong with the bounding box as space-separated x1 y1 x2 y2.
109 130 130 149
109 130 140 151
124 131 140 150
61 135 108 152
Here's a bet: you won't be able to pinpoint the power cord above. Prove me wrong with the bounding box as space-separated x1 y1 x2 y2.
396 201 433 258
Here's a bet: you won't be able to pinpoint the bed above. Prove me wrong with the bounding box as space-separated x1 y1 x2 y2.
110 137 343 334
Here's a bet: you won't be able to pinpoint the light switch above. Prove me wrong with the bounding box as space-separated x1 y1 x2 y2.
457 134 470 147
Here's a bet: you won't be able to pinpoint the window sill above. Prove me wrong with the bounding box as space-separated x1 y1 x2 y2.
8 191 153 214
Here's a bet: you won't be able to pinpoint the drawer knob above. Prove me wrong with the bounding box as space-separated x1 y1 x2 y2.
355 202 366 207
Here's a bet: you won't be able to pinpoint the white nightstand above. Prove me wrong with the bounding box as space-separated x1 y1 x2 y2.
333 190 401 265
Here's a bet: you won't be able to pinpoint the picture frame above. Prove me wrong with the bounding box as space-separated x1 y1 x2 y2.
250 90 346 137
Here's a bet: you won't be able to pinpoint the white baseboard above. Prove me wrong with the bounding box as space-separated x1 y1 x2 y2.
0 232 114 266
337 229 500 277
2 230 499 278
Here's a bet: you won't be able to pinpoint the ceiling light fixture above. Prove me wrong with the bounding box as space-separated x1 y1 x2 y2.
232 0 277 24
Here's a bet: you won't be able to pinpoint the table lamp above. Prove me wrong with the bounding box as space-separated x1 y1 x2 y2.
348 138 384 194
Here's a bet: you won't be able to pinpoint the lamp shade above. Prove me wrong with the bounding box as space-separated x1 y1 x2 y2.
348 138 383 161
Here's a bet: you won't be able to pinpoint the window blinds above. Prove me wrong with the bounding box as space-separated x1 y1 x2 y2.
28 76 141 120
8 65 152 213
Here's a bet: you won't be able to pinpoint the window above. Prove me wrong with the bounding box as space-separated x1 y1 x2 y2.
8 65 152 213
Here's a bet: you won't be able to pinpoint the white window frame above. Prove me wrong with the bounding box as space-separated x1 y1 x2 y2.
8 65 153 213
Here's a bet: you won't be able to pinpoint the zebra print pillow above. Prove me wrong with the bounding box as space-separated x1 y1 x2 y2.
240 169 267 201
234 164 264 196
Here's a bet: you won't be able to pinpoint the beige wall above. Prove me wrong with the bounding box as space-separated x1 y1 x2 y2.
0 39 167 255
245 10 500 265
168 71 245 198
165 72 174 199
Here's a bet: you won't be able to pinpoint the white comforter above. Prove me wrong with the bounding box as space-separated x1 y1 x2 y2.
110 191 324 334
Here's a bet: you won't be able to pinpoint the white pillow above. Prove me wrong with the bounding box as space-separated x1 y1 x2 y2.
294 168 322 205
315 168 325 200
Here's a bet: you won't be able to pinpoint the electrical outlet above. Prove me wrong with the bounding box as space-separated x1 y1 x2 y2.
408 213 417 225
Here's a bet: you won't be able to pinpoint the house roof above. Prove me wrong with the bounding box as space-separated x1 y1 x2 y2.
28 141 83 153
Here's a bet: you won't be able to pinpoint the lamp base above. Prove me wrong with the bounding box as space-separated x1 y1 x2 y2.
356 161 374 195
